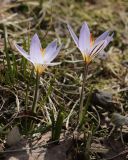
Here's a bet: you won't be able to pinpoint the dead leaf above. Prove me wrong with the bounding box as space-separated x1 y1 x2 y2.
6 126 21 146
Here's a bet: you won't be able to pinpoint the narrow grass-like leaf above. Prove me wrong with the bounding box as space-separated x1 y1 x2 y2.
3 25 13 83
79 86 93 129
32 71 40 113
50 109 55 140
52 110 64 142
11 51 18 80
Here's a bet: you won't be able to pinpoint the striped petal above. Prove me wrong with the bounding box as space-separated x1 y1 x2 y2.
30 33 44 64
67 24 79 47
95 33 114 55
79 22 90 54
90 40 106 57
95 31 109 44
93 32 113 53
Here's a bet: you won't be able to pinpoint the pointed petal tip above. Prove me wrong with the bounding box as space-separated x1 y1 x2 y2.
67 23 70 28
110 32 114 38
83 21 88 25
67 23 79 47
14 43 22 51
52 39 58 45
95 30 111 45
33 33 38 38
79 21 90 53
67 24 72 30
54 39 58 42
67 23 73 31
32 33 40 41
105 31 114 45
106 31 114 37
14 43 30 61
14 42 18 48
82 21 89 28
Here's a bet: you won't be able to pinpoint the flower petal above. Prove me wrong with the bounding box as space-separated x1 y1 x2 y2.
67 24 79 47
95 33 114 55
44 42 62 63
30 33 44 64
94 31 109 44
43 40 57 62
106 32 114 46
90 40 106 57
79 22 90 53
15 43 30 61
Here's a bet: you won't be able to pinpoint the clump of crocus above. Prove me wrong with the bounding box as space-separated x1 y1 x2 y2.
15 33 61 74
67 22 113 64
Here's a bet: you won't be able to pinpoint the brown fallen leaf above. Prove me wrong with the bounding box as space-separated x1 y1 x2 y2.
6 126 21 146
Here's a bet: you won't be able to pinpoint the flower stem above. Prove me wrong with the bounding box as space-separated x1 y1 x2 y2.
32 71 40 113
78 63 89 128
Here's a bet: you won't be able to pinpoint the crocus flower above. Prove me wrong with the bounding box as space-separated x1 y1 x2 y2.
67 22 113 64
15 34 61 74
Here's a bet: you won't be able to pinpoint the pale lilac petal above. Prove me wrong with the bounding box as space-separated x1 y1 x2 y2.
44 44 62 63
67 24 79 47
79 22 90 53
90 40 106 56
96 33 114 54
30 33 44 63
105 33 114 46
46 40 57 52
43 40 58 61
15 43 30 61
95 31 109 44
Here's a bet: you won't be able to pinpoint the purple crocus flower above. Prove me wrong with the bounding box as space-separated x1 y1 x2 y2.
67 22 113 64
15 34 61 74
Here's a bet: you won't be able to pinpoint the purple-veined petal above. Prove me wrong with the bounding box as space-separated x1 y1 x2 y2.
79 22 90 53
44 44 62 63
30 33 44 64
90 40 106 57
95 31 109 44
95 33 114 55
67 24 79 47
15 43 30 61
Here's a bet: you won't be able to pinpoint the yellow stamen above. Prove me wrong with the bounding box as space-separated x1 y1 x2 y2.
34 64 47 75
40 48 46 58
83 54 92 64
